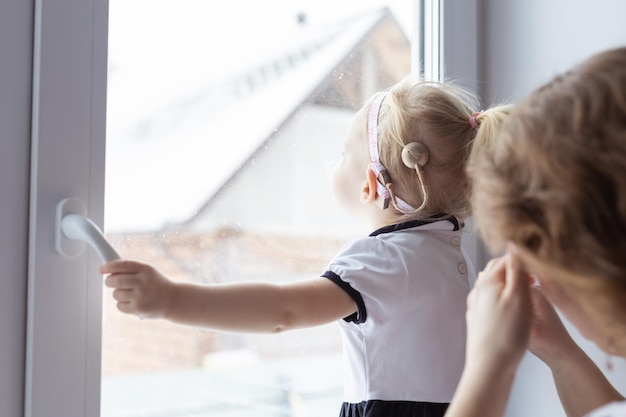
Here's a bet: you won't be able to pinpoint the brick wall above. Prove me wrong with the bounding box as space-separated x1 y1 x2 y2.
102 229 345 375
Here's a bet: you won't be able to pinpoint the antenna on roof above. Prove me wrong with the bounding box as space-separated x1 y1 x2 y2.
296 12 307 26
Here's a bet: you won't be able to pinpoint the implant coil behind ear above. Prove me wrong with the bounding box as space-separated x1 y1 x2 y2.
401 142 429 169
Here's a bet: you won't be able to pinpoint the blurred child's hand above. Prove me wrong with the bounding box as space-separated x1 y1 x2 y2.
100 260 177 319
527 286 577 365
465 246 533 372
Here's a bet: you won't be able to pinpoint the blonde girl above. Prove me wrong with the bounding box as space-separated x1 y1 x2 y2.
102 77 512 417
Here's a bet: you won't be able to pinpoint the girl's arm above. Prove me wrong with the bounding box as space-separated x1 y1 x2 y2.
100 260 357 333
528 288 624 417
547 345 623 417
445 248 533 417
445 250 623 417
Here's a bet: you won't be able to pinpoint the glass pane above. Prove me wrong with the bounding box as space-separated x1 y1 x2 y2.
103 1 412 415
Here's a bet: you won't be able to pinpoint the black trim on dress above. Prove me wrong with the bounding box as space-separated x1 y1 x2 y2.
369 213 459 236
321 270 367 323
339 400 449 417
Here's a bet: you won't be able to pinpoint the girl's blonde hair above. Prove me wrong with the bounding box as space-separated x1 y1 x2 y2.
468 47 626 329
371 77 513 222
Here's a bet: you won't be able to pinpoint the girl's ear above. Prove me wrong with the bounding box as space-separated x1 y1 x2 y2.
361 167 378 204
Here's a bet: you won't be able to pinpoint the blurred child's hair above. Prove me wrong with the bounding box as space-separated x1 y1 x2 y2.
371 77 513 222
469 46 626 285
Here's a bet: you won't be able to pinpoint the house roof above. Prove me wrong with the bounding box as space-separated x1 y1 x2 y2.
105 6 401 232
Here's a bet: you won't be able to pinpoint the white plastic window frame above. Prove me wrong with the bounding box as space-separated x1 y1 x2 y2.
412 0 443 80
412 0 479 89
24 0 109 416
19 1 479 416
0 0 33 416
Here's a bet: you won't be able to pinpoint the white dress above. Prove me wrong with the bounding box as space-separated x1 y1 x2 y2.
322 215 475 417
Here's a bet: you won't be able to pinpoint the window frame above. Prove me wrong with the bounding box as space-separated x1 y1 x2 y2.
24 0 109 416
0 0 33 416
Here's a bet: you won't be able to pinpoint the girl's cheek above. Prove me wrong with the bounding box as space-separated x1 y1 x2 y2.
332 166 356 209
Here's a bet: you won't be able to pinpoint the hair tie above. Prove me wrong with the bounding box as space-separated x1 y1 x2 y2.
469 112 482 130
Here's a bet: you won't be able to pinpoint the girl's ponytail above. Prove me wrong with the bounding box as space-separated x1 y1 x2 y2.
469 104 515 164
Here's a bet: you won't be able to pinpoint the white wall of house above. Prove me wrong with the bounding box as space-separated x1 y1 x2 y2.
189 103 366 239
479 1 626 416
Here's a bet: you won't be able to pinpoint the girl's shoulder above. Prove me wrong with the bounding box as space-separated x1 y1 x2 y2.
586 401 626 417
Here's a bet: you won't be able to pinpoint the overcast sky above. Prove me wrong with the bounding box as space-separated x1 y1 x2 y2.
108 0 413 47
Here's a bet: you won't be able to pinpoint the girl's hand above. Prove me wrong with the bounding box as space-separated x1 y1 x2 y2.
100 260 177 319
444 247 535 417
527 286 577 366
465 245 533 372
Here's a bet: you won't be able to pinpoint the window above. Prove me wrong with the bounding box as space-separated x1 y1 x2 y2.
102 2 413 416
20 1 484 416
416 0 442 81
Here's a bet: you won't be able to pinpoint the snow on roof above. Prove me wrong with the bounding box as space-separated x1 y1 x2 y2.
105 4 387 232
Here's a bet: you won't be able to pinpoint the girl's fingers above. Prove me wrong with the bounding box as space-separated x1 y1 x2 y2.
503 244 531 299
104 272 139 289
104 273 129 289
475 256 506 289
99 260 146 275
112 288 134 302
99 260 127 274
116 301 135 315
104 273 118 288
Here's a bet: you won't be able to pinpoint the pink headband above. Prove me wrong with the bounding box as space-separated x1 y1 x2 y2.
367 92 415 212
469 112 481 129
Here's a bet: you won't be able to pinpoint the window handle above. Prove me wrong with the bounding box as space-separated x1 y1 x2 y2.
55 197 121 262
